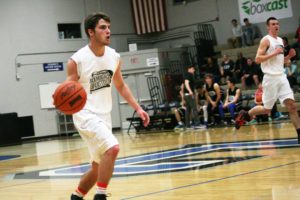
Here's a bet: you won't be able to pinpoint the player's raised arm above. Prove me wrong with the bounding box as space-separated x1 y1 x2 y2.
255 38 282 64
66 59 79 82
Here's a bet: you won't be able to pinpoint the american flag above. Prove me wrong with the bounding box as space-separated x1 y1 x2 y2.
131 0 168 35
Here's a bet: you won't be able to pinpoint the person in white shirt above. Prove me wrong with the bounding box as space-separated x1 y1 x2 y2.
235 17 300 145
67 12 150 200
227 19 242 48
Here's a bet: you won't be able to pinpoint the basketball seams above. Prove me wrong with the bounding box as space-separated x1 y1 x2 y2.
56 87 84 109
54 81 74 107
60 94 87 114
53 81 87 114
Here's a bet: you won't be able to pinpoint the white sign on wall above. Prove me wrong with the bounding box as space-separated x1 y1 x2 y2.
146 57 159 67
238 0 293 24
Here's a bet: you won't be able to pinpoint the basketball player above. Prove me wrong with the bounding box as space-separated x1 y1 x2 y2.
235 17 300 143
67 13 150 200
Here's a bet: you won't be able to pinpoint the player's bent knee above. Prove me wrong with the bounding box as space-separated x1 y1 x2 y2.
105 145 120 158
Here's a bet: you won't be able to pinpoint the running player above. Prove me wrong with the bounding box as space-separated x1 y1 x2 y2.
67 12 150 200
235 17 300 143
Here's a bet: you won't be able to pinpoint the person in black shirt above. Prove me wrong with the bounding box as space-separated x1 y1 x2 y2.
204 74 222 125
241 58 255 89
184 66 203 129
234 53 247 82
250 58 263 86
218 77 241 125
206 57 221 84
282 37 296 62
220 54 235 84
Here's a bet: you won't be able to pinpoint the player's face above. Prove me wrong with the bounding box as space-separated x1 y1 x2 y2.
91 19 111 45
267 20 279 34
205 77 212 85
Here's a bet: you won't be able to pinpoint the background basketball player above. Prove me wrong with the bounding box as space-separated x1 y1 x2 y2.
67 12 149 200
235 17 300 144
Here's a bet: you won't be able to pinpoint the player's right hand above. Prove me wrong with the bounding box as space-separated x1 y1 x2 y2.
137 108 150 127
274 47 283 55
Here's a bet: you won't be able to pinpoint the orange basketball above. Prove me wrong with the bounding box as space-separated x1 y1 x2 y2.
256 93 262 103
53 81 87 114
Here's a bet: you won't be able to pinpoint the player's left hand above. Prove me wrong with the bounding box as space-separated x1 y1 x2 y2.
137 109 150 127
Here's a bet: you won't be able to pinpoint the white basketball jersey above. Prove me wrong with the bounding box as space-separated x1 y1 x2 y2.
260 35 284 75
71 45 120 115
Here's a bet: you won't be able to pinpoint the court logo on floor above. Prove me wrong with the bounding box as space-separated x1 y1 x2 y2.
9 139 299 180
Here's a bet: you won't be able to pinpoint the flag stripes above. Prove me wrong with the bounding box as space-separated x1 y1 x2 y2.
131 0 168 35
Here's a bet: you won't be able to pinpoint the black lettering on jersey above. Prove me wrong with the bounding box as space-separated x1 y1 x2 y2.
90 70 113 93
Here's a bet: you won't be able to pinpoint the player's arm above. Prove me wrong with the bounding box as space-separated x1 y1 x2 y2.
204 85 213 104
224 89 229 104
113 59 149 127
284 48 296 63
232 89 240 103
214 83 221 103
255 38 282 64
66 59 79 81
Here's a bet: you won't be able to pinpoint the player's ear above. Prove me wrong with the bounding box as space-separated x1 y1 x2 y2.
88 29 94 37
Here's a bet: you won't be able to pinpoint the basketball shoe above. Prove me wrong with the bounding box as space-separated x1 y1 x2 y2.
70 194 84 200
235 110 250 129
94 194 108 200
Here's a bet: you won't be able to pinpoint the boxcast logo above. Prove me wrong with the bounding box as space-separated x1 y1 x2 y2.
242 0 289 15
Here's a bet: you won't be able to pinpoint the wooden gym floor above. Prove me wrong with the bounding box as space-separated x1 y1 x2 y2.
1 121 300 200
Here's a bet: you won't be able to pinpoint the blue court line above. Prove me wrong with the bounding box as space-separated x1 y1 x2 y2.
121 160 300 200
0 155 20 161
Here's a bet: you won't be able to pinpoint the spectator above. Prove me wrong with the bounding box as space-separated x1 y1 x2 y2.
204 74 222 125
241 58 253 89
205 57 221 84
196 84 208 127
282 37 296 62
220 54 235 84
249 58 262 86
284 59 297 88
242 18 258 46
234 52 247 82
291 18 300 59
219 77 241 125
227 19 242 48
183 66 203 129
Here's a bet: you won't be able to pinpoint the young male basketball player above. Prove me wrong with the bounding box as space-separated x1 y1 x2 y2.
235 17 300 143
66 13 150 200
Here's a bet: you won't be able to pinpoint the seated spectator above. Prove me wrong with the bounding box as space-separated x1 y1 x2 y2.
234 52 247 82
242 18 258 46
249 58 262 86
219 77 241 125
227 19 242 48
196 84 208 127
220 54 235 84
284 59 297 88
205 57 221 84
291 18 300 59
241 58 254 89
282 37 297 62
204 74 222 126
249 82 281 123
